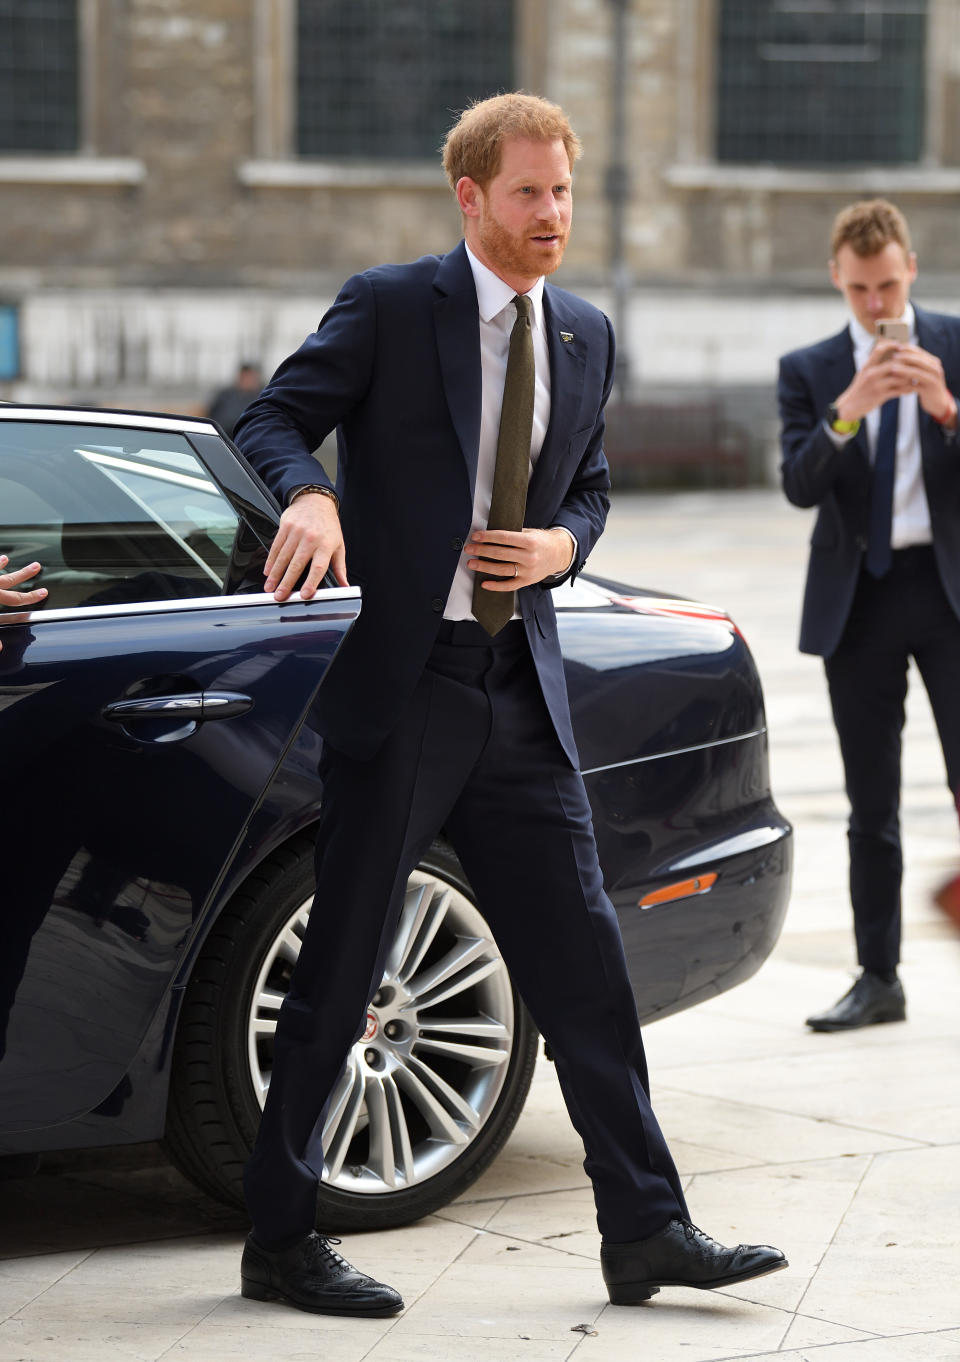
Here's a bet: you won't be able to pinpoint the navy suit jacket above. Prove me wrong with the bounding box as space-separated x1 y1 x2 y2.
234 241 614 762
778 305 960 658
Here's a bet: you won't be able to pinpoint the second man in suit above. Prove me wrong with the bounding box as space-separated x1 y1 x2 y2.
779 198 960 1032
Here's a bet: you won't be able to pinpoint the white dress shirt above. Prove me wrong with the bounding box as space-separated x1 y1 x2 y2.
443 244 553 620
827 303 932 548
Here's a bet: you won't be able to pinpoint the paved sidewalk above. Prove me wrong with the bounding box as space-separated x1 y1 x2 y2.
2 490 959 1362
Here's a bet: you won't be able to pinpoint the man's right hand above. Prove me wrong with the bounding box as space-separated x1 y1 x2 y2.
832 340 912 423
264 493 347 601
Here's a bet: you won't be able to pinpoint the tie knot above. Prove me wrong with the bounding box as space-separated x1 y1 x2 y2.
513 294 532 325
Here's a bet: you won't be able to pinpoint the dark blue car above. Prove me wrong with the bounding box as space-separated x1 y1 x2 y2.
0 406 791 1230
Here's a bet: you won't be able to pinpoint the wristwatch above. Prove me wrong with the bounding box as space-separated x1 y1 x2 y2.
827 402 861 437
288 483 340 511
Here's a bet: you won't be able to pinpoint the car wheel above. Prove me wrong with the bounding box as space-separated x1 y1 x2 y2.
165 835 538 1230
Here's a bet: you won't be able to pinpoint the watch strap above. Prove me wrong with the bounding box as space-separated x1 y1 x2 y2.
289 483 340 511
827 403 861 437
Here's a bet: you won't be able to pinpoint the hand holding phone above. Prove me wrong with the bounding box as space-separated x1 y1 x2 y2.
832 319 911 421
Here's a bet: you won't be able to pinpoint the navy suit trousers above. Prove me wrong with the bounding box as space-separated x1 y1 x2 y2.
824 545 960 974
244 621 688 1246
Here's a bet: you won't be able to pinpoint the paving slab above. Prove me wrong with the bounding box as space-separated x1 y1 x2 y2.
0 1252 91 1325
392 1246 601 1342
363 1335 575 1362
588 1291 795 1362
165 1317 380 1362
0 1317 192 1362
657 1035 960 1144
744 1329 960 1361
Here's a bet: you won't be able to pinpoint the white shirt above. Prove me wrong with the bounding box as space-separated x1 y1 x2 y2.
443 244 553 620
830 303 932 549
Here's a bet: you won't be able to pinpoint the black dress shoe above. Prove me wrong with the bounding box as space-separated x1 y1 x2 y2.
806 972 906 1032
601 1219 787 1305
241 1231 403 1317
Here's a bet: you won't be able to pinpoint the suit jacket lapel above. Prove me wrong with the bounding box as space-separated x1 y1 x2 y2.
825 325 855 391
914 305 943 358
433 242 482 497
527 286 586 517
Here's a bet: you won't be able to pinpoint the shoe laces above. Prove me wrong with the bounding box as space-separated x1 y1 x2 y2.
679 1220 726 1251
307 1233 350 1274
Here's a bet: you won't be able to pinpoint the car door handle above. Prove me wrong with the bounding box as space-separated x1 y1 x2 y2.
200 692 255 718
102 691 254 722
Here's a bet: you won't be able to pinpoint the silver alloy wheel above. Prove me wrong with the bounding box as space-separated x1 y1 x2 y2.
246 868 516 1194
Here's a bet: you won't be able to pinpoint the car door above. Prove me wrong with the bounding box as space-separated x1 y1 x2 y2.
0 412 359 1134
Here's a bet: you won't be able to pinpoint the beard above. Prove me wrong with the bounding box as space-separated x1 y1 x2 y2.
477 209 569 281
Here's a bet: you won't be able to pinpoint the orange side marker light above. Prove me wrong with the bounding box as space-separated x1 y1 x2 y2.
639 873 718 909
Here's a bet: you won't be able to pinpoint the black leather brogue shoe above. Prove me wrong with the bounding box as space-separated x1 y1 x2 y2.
241 1231 404 1317
601 1219 787 1305
806 972 906 1032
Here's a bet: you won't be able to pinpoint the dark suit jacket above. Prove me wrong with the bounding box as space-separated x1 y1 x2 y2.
234 241 614 762
778 305 960 657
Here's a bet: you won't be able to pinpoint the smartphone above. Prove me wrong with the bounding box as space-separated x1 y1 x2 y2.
876 319 909 343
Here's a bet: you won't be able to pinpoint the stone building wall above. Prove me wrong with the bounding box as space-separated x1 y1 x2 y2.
2 0 960 420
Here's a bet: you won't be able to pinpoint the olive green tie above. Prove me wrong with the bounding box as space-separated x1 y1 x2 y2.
472 293 535 636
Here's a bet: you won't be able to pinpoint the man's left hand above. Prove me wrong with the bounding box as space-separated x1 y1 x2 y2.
467 528 574 590
0 556 47 653
890 344 958 428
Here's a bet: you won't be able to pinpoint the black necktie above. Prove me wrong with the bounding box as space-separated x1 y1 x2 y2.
472 294 535 636
865 397 899 579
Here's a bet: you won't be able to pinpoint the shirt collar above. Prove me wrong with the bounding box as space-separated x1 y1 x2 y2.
464 241 545 330
849 300 916 353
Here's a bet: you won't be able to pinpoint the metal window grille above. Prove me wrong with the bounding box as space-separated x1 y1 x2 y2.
296 0 514 160
716 1 927 165
0 0 79 153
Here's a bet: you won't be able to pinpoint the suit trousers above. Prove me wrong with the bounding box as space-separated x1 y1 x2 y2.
244 619 688 1247
824 545 960 974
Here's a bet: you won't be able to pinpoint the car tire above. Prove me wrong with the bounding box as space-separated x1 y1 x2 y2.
165 835 539 1231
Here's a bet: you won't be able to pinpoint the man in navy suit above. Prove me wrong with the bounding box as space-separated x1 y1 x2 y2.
779 199 960 1032
234 92 785 1317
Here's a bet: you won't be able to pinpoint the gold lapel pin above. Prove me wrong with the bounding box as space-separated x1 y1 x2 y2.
560 331 574 343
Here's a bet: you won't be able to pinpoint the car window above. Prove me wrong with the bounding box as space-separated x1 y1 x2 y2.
0 422 242 611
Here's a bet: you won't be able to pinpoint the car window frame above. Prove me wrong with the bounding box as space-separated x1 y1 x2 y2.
0 408 342 618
